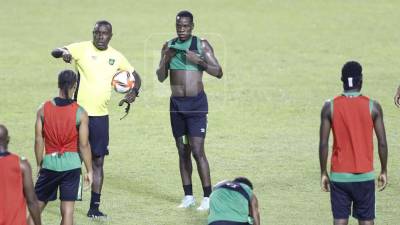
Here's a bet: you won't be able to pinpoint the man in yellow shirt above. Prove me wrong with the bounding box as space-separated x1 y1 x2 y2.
51 20 141 218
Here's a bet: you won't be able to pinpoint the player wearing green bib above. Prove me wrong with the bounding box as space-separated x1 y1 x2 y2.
208 177 260 225
156 10 223 211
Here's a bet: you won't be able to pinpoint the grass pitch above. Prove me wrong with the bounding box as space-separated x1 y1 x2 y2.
1 1 400 224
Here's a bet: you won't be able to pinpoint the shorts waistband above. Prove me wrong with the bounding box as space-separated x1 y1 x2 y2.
171 90 206 100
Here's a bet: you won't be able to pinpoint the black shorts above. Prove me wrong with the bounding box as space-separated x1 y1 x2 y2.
35 168 82 202
89 115 109 157
330 180 375 220
170 91 208 138
209 221 250 225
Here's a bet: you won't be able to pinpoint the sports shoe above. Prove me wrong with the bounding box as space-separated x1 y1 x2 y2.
196 197 210 211
177 195 196 208
87 208 107 219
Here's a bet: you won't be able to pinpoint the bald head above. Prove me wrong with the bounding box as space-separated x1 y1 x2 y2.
0 124 9 149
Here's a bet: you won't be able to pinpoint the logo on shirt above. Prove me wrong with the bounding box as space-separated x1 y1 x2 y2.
109 58 115 65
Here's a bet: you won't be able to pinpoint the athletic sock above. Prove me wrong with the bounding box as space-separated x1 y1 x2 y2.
183 184 193 196
90 191 101 210
203 186 212 197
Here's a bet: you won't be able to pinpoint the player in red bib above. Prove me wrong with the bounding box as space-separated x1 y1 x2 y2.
28 70 93 225
0 124 42 225
319 61 388 225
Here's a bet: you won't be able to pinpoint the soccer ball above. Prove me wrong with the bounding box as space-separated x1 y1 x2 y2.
111 70 135 94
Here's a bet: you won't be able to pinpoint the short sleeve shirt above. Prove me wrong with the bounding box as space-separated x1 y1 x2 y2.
65 41 134 116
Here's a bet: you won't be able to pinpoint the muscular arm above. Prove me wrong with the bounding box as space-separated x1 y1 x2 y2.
156 42 172 82
250 194 260 225
34 105 44 168
372 101 388 174
199 40 223 78
319 101 331 176
21 159 42 225
79 110 93 175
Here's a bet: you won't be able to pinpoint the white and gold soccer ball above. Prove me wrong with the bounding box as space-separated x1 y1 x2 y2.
111 70 135 94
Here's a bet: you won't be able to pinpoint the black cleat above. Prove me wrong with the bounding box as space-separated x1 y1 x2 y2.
87 208 107 219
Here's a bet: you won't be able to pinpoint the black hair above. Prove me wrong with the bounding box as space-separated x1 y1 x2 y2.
233 177 253 190
341 61 362 90
0 124 9 148
176 10 194 23
95 20 112 33
58 70 77 100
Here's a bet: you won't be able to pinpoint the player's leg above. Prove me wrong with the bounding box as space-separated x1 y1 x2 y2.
27 168 58 224
59 168 80 225
189 136 211 188
175 136 196 208
334 219 349 225
171 98 195 208
187 116 211 211
330 181 352 225
187 91 211 210
27 201 47 225
60 201 75 225
91 156 105 193
87 116 109 217
352 180 375 225
175 136 193 191
189 136 211 211
88 156 106 217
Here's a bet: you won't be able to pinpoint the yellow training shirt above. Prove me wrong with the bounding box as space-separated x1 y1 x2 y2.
65 41 134 116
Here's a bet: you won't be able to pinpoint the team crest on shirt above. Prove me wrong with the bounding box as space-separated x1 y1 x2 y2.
109 58 115 65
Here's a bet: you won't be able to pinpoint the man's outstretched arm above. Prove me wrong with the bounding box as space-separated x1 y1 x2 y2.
319 100 331 192
372 101 388 191
51 47 72 63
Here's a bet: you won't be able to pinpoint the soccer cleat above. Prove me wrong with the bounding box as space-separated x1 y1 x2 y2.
177 195 196 208
87 208 107 219
196 197 210 211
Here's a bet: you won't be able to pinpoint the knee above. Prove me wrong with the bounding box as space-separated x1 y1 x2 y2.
178 146 191 159
61 204 74 218
92 157 104 168
191 147 205 161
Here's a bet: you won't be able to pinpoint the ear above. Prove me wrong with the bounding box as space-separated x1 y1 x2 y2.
6 136 9 145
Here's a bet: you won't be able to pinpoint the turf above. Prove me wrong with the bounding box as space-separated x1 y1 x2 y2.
1 0 400 224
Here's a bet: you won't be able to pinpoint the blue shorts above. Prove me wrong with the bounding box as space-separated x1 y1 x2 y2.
170 91 208 138
330 180 375 220
209 222 250 225
89 116 109 157
35 168 82 202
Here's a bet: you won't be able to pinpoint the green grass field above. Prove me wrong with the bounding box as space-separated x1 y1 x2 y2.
2 0 400 224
